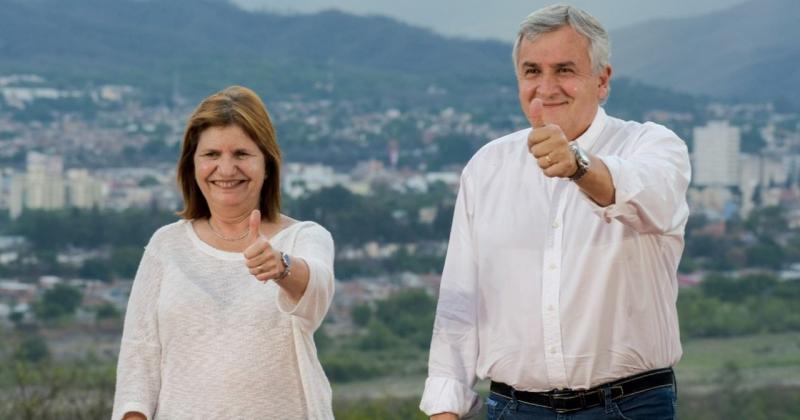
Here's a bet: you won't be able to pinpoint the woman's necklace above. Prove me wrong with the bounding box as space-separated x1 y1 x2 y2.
207 219 249 242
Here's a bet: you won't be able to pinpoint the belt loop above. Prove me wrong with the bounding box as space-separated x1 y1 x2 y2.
602 384 614 415
671 367 678 395
509 388 519 411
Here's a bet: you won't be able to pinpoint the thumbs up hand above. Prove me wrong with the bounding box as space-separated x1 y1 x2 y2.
243 209 282 282
527 98 577 179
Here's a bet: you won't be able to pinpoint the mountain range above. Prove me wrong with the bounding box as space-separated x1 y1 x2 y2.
0 0 795 110
611 0 799 107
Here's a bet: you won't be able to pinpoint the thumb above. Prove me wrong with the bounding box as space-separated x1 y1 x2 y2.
246 209 262 244
529 98 545 128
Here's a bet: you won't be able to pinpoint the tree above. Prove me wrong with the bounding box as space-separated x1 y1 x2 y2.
15 334 50 363
351 303 372 327
95 303 121 321
374 288 436 348
111 246 144 279
79 258 113 281
35 284 83 321
357 321 402 351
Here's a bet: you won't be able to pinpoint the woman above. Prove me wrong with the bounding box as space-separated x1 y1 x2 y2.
112 86 335 419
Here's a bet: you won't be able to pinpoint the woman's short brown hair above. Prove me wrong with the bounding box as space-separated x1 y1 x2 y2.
176 86 281 222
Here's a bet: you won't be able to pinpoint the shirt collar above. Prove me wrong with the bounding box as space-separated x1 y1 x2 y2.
573 106 607 151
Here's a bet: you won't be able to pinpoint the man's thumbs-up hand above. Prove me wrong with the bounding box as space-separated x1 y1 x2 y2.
526 98 577 178
243 209 281 282
529 97 546 129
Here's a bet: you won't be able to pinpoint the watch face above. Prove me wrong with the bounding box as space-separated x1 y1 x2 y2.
568 143 590 181
281 252 291 269
574 144 591 168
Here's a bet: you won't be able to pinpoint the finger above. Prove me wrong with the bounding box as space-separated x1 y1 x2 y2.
243 239 270 260
246 209 261 244
250 263 277 277
537 156 550 168
529 140 557 159
528 122 554 148
245 252 269 269
544 161 573 178
255 270 278 282
529 98 545 128
245 247 277 269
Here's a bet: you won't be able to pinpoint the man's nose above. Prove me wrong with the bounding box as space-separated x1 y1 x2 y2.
535 73 559 97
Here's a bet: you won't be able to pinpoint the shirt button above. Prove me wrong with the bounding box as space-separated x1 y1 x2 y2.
549 263 557 270
550 347 557 354
552 221 560 228
547 305 555 312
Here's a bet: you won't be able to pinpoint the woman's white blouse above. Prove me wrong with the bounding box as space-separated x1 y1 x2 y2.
112 219 335 419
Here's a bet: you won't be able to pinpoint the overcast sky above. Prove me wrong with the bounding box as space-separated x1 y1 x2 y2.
232 0 749 42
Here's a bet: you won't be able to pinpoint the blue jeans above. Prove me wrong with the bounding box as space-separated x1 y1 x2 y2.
486 384 677 420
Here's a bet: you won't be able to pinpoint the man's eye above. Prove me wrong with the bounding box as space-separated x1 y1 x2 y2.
559 68 574 74
525 68 540 75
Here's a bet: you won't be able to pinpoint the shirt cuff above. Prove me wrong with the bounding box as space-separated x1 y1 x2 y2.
275 281 303 315
115 402 152 420
420 376 481 418
274 257 332 332
580 155 642 222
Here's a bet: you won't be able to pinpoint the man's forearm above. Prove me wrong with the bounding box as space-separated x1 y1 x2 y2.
575 154 615 206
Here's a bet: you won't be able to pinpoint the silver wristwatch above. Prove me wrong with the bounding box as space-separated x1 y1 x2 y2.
276 252 292 280
568 143 591 181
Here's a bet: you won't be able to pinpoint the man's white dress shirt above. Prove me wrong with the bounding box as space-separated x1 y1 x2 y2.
421 107 691 417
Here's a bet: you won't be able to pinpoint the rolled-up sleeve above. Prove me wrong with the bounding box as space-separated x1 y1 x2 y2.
585 126 691 235
112 246 164 420
276 224 335 333
421 171 481 418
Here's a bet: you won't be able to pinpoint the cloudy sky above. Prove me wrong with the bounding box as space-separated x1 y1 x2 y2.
232 0 749 41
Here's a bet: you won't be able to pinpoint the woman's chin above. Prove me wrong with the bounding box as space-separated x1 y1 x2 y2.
207 195 255 210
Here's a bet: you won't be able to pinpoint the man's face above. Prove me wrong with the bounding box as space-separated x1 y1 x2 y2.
516 25 611 141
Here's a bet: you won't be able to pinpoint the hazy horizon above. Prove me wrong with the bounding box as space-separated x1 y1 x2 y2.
232 0 750 41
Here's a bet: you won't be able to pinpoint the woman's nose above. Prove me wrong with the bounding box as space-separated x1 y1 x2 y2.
217 155 238 175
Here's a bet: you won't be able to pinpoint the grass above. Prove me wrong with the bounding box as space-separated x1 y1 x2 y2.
332 332 800 405
2 331 799 418
676 332 800 392
331 332 800 419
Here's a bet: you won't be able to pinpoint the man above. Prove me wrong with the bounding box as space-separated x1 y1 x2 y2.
420 4 690 420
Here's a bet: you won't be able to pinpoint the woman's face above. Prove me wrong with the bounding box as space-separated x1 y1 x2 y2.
194 125 266 215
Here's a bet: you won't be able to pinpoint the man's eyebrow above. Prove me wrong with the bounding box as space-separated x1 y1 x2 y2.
553 61 577 68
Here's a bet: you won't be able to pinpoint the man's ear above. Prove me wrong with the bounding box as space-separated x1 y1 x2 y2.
598 65 612 101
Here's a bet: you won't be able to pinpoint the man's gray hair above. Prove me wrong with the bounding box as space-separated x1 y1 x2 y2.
512 4 610 74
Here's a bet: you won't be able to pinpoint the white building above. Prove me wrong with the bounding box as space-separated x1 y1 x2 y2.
9 152 103 218
282 163 351 198
738 153 789 217
10 152 65 218
693 121 741 187
66 169 103 209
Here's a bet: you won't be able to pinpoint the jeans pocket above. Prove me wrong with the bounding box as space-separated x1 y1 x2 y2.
615 386 676 420
613 403 634 420
486 395 509 420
